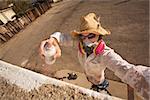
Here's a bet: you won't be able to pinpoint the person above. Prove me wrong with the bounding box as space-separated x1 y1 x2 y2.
40 13 150 99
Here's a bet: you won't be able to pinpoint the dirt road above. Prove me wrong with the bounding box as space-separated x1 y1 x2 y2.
0 0 149 84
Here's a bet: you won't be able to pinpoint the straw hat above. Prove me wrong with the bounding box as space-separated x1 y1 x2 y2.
71 13 111 37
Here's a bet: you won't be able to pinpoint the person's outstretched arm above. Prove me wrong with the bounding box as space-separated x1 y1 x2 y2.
39 32 72 59
51 32 73 46
103 46 150 99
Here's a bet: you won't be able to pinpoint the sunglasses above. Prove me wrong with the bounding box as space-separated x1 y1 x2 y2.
78 33 96 40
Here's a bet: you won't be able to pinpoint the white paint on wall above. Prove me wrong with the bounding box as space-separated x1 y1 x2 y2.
0 13 8 24
53 0 62 3
0 8 16 24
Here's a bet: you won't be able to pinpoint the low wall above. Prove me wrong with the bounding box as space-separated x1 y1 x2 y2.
0 60 123 100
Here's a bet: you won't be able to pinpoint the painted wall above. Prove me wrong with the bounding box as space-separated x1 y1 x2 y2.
0 8 16 24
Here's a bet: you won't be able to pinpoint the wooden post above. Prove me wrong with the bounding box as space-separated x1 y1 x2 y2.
40 3 46 13
34 7 41 16
17 19 24 29
1 25 13 38
25 9 36 22
4 24 15 35
7 21 18 34
21 15 30 26
0 33 7 42
46 0 52 8
38 3 45 14
12 20 20 32
127 84 134 100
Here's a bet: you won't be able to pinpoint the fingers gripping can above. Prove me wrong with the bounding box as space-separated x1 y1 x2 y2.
44 44 56 65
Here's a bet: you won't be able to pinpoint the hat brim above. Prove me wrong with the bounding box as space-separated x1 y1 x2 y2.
71 26 111 37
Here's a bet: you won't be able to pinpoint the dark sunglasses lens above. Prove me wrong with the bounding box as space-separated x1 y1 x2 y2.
78 34 85 39
88 34 96 39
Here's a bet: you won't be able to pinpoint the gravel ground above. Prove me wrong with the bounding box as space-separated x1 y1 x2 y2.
0 77 100 100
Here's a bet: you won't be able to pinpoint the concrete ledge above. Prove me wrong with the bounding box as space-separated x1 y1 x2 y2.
0 60 123 100
52 0 62 3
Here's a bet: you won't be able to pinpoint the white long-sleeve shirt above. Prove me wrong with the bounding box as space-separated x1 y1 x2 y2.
50 32 150 100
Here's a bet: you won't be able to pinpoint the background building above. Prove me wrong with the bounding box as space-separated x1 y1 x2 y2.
0 6 16 24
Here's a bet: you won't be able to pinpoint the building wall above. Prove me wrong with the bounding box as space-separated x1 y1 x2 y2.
0 13 7 24
0 8 16 24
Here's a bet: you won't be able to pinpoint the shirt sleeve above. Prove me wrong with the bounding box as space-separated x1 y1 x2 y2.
123 65 150 100
103 46 134 79
50 32 73 46
50 32 62 42
103 46 150 99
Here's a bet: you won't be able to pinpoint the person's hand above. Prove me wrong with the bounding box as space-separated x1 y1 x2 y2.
39 37 61 59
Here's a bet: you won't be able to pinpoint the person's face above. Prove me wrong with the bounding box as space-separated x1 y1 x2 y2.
78 33 99 43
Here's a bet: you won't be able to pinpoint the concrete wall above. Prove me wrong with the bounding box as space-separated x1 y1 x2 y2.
0 60 122 100
53 0 62 3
